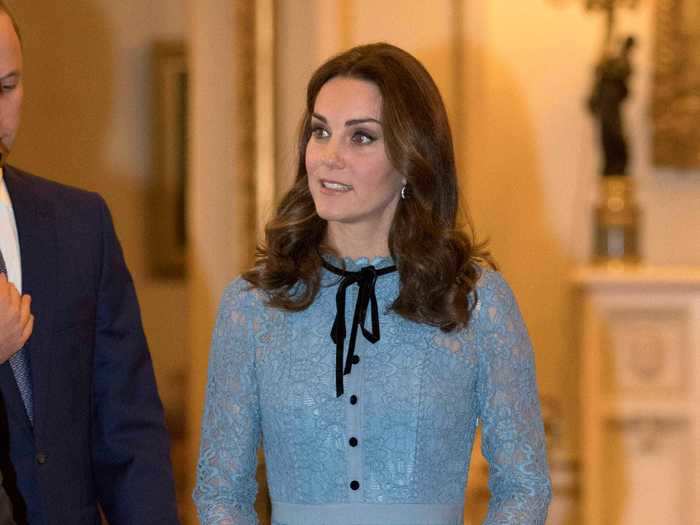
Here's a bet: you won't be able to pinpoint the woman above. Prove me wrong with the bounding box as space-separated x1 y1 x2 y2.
195 43 551 525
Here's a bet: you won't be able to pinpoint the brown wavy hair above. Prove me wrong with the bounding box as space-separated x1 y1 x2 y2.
244 42 493 331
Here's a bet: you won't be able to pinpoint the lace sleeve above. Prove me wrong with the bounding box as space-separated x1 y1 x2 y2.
475 271 552 524
194 280 261 525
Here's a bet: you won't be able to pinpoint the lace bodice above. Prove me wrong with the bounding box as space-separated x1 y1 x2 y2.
194 260 551 524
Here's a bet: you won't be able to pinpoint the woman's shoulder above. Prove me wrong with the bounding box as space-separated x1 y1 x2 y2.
474 266 511 296
471 266 521 322
218 276 268 314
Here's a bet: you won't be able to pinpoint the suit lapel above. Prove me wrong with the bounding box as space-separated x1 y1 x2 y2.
4 167 57 441
0 363 31 436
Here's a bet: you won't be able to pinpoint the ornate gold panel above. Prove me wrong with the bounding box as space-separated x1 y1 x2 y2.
653 0 700 169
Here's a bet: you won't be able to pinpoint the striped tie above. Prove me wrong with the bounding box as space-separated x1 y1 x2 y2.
0 246 33 423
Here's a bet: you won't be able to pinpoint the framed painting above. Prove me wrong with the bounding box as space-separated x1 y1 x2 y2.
652 0 700 169
149 41 188 278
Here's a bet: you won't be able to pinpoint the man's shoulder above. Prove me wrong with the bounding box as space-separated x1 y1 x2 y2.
4 164 103 207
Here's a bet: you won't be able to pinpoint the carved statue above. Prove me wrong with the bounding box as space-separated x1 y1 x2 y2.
588 36 636 176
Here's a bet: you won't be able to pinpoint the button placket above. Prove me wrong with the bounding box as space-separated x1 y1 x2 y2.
344 320 365 500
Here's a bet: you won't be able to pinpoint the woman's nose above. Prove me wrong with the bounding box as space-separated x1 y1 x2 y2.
321 142 345 169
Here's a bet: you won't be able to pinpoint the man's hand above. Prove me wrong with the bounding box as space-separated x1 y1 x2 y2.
0 274 33 364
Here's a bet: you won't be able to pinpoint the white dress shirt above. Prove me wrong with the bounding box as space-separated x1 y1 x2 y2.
0 167 22 292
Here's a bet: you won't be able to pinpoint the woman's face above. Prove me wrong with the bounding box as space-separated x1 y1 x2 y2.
306 76 405 237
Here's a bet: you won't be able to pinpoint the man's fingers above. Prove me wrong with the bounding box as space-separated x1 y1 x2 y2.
0 281 21 322
18 314 34 348
19 295 33 345
7 284 21 317
19 293 32 322
0 273 10 302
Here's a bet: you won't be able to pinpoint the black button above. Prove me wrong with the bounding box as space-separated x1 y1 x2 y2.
350 480 360 490
349 437 358 447
350 395 358 405
36 453 48 465
351 355 360 365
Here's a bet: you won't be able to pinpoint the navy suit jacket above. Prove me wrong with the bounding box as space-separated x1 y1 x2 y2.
0 471 14 525
0 166 180 524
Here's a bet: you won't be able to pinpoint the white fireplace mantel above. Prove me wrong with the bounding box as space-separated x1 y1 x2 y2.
573 265 700 525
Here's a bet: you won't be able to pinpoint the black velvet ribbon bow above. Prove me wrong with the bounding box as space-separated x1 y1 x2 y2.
322 259 397 397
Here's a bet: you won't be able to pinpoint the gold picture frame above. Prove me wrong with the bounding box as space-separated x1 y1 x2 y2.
149 42 188 278
652 0 700 169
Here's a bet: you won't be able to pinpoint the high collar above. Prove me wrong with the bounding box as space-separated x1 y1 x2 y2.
321 253 396 273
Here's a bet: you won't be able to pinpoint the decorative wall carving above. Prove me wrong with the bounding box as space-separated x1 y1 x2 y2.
604 310 687 395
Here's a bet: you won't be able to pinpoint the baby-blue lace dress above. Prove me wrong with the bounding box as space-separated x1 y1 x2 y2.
194 257 551 525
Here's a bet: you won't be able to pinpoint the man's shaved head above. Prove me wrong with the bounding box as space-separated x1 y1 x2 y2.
0 2 20 44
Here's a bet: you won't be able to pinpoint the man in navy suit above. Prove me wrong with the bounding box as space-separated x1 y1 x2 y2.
0 3 180 524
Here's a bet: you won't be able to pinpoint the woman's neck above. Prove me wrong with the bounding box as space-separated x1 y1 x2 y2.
325 222 390 260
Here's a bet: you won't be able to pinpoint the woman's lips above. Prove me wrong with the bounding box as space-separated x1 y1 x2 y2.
320 179 353 192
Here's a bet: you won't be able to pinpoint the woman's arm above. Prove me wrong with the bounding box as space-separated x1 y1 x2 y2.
475 271 552 524
194 280 262 525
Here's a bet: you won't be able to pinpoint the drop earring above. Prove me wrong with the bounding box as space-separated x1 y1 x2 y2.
401 184 408 200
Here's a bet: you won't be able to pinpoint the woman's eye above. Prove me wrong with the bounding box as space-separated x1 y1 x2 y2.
352 131 375 145
311 126 329 139
1 83 16 93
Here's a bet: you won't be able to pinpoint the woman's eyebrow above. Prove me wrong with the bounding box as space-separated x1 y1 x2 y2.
345 118 382 127
311 113 382 127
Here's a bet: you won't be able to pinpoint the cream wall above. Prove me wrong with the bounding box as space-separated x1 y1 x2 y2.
465 0 700 460
9 0 187 431
468 0 700 267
